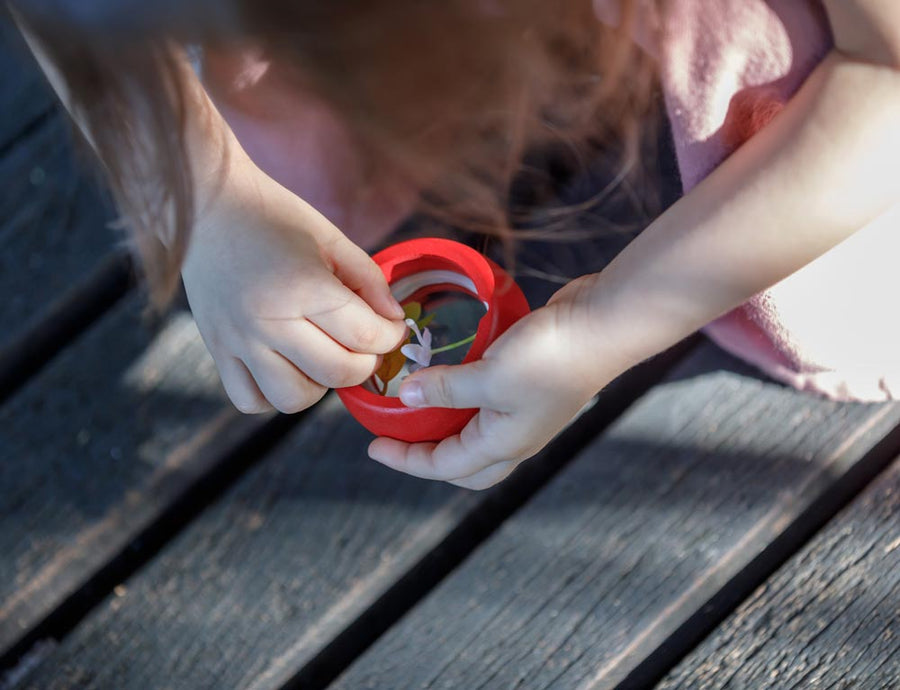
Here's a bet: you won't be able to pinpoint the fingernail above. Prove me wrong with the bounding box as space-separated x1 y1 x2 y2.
390 299 406 320
399 381 426 408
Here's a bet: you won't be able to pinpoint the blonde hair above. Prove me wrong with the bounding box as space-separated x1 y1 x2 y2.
17 0 659 306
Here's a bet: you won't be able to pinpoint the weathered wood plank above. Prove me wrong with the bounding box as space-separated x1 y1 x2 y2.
0 108 120 355
0 18 55 152
0 19 122 397
329 344 900 690
3 344 695 690
658 458 900 690
0 250 132 403
0 296 271 669
0 121 690 690
8 395 478 690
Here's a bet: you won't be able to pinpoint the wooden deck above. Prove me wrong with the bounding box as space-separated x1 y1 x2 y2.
2 20 898 690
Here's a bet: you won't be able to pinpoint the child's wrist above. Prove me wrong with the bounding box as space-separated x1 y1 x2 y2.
548 271 655 390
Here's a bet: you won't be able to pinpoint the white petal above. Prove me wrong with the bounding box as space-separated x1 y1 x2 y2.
401 344 427 366
405 319 424 343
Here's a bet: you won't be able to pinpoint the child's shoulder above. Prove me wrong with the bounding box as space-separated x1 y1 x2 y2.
649 0 831 190
592 0 828 63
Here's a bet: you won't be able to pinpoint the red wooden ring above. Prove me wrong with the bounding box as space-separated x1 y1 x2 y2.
336 238 530 443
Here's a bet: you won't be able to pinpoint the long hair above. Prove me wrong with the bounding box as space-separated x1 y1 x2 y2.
12 0 659 307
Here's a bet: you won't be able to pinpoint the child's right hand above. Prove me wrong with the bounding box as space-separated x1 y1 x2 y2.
182 156 408 414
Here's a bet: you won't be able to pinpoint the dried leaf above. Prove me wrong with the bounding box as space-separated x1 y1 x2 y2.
403 301 422 321
371 301 438 394
374 346 407 394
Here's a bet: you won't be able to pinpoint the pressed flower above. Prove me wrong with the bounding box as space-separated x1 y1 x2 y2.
401 318 433 371
369 300 478 394
401 319 478 372
373 347 407 395
405 301 435 330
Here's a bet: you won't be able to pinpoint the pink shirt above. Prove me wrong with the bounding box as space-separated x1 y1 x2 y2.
599 1 900 401
594 0 831 191
211 2 900 401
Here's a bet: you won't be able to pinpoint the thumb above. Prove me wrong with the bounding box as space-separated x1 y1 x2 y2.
329 238 405 321
398 362 490 410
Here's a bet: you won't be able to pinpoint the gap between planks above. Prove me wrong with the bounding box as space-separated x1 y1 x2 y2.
220 339 699 690
0 412 302 679
325 346 900 690
6 338 698 690
0 297 303 677
601 407 900 689
0 250 133 405
657 454 900 688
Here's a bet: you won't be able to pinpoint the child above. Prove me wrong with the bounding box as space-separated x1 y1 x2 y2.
12 0 900 490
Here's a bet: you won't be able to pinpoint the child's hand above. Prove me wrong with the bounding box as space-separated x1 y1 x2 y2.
368 277 624 489
183 158 408 414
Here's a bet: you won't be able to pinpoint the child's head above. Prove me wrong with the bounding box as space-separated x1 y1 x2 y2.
14 0 656 305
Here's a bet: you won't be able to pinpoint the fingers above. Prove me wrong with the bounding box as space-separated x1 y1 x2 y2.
397 361 493 410
267 320 381 388
328 236 407 322
242 348 327 414
368 429 520 490
217 355 272 414
306 274 407 355
449 461 517 490
368 409 523 482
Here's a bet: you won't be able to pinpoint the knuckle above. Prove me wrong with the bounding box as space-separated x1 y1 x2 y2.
269 385 325 414
318 357 374 388
312 363 346 388
361 259 386 285
271 397 304 415
431 370 455 407
350 321 382 352
267 393 297 414
341 367 373 388
479 408 506 428
468 361 500 408
326 367 363 389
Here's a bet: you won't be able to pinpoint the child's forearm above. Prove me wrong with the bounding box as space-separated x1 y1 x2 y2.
571 47 900 382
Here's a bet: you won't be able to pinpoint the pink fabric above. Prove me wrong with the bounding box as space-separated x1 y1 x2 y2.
597 0 900 401
210 3 900 402
201 50 418 251
649 1 830 191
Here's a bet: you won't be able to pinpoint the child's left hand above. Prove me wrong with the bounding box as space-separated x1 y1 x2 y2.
368 277 623 489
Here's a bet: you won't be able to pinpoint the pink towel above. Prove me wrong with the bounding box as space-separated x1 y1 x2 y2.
597 0 900 401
